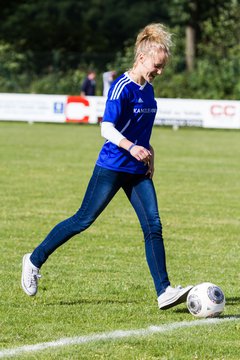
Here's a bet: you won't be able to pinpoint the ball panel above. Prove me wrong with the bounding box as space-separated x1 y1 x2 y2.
207 285 225 304
187 294 202 315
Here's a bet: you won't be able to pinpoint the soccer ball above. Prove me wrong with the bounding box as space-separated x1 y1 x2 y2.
187 282 225 318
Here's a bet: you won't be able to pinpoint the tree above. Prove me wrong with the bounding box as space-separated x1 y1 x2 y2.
168 0 230 71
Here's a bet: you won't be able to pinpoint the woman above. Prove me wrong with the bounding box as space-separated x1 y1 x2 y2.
22 23 192 310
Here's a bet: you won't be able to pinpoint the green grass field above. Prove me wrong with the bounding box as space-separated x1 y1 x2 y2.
0 122 239 359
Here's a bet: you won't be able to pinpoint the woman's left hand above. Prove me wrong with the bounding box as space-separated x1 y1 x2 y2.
145 145 154 179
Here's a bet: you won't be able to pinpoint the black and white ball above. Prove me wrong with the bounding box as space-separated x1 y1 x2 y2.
187 282 225 318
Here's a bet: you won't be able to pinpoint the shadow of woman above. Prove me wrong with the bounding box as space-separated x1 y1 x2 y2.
225 297 240 306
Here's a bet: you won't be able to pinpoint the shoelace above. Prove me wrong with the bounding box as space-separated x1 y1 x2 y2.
29 270 41 287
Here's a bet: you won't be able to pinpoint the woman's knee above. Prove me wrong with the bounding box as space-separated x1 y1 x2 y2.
142 217 162 240
70 213 94 233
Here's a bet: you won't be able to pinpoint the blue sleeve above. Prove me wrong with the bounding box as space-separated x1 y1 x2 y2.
102 85 128 125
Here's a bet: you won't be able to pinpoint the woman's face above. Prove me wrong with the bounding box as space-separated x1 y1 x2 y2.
139 49 167 83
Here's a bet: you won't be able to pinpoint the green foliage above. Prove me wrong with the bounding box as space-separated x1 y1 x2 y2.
168 0 229 25
29 69 85 95
0 42 31 92
111 41 135 75
153 57 240 100
193 0 240 99
198 0 240 58
28 69 104 95
0 0 169 71
111 21 240 100
0 1 239 98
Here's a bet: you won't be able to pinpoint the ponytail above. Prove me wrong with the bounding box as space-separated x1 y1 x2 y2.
134 23 173 62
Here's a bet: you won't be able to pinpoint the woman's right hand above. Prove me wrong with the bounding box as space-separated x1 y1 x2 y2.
119 139 152 165
129 145 152 165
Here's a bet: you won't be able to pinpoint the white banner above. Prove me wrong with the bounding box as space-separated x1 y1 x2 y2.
155 98 240 129
155 98 204 127
0 93 66 122
0 93 239 129
203 100 240 129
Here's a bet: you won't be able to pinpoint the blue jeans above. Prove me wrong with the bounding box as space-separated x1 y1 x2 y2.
30 165 170 296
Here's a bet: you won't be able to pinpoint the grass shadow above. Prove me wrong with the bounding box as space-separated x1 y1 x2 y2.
225 297 240 305
221 314 240 319
173 308 189 314
46 298 139 306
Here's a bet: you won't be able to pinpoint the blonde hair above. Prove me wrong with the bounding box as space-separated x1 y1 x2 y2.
134 23 173 62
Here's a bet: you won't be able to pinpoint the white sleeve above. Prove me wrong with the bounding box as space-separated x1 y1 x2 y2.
101 121 126 146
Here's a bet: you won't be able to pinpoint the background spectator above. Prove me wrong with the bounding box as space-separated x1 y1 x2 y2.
102 70 117 97
81 70 96 96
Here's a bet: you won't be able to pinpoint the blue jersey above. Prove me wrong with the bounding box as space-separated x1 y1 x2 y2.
96 72 157 174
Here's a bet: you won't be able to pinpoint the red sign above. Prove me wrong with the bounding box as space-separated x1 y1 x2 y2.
210 104 236 117
65 96 90 123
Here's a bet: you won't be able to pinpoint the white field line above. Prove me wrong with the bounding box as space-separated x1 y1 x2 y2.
0 317 239 358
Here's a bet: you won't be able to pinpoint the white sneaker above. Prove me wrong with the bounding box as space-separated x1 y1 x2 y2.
21 253 41 296
158 285 193 310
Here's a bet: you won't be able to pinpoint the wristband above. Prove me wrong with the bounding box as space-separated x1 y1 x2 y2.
128 144 136 152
